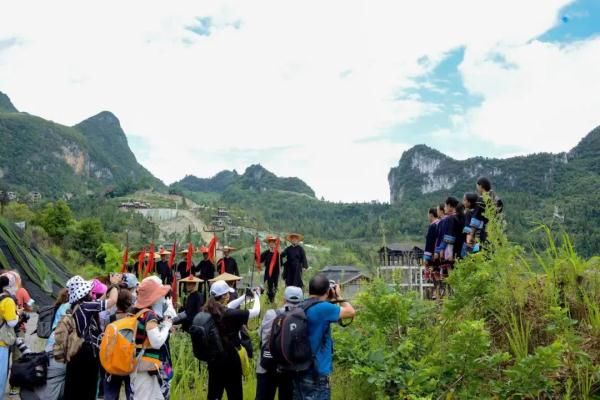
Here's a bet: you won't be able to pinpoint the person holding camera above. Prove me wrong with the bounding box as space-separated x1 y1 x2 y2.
294 274 355 400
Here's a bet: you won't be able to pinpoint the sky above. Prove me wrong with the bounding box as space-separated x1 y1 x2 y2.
1 0 599 202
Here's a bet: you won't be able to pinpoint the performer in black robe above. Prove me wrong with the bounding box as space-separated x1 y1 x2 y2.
261 236 281 303
156 251 173 284
281 233 308 288
192 247 216 281
176 249 191 280
217 246 239 276
173 276 204 332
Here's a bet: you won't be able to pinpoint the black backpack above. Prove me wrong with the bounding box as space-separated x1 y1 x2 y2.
35 305 57 339
189 312 225 363
267 298 322 372
9 352 49 388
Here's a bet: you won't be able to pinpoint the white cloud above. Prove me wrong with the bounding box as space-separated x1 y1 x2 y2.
460 38 600 153
0 0 590 202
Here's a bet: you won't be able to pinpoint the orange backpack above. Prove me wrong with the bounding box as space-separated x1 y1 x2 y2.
99 309 153 376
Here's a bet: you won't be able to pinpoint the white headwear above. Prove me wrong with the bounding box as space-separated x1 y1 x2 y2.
66 276 94 304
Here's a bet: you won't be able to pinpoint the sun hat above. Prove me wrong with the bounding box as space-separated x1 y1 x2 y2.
210 280 235 297
264 235 278 244
91 279 108 297
122 273 139 289
66 276 94 304
284 286 304 304
134 278 171 308
222 246 237 252
285 233 304 242
179 276 203 284
1 272 18 295
209 272 242 282
197 246 209 254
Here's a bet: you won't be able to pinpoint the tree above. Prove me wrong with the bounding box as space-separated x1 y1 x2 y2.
73 218 105 260
36 200 74 241
96 242 121 271
3 202 36 223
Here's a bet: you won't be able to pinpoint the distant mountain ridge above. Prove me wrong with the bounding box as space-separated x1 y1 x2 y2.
388 126 600 203
0 91 163 197
172 164 316 197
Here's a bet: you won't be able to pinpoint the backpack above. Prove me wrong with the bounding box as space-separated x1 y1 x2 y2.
9 352 49 388
53 305 83 363
99 309 150 376
267 298 322 372
189 312 225 363
35 305 58 339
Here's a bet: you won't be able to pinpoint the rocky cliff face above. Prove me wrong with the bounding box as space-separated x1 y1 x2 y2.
0 91 163 197
388 126 600 204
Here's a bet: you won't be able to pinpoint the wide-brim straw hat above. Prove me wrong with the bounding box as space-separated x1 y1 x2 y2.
179 249 190 254
179 276 203 284
222 246 237 252
197 246 209 254
209 272 241 282
286 233 304 242
264 235 278 244
158 250 171 256
134 279 171 309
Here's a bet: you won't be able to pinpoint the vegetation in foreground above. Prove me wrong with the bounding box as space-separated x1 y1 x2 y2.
169 215 599 399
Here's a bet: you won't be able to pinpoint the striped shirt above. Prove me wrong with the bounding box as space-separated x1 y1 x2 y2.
73 300 107 346
135 310 161 362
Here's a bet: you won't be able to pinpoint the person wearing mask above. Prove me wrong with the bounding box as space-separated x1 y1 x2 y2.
173 276 204 332
0 275 19 397
130 277 177 400
294 274 355 400
104 290 134 400
281 233 309 288
256 286 303 400
204 280 260 400
63 275 119 400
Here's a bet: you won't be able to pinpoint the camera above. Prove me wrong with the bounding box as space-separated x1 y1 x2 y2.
327 280 338 301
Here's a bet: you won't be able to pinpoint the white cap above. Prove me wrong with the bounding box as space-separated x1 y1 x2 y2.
210 280 235 297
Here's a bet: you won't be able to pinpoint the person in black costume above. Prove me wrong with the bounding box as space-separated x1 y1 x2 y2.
281 233 308 288
156 250 173 285
173 276 204 332
193 246 215 282
217 246 239 288
176 249 191 280
261 236 281 303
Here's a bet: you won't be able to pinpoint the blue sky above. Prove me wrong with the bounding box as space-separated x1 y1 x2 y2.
1 0 600 202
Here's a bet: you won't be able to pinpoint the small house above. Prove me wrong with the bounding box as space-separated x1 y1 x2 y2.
320 266 371 300
378 244 423 266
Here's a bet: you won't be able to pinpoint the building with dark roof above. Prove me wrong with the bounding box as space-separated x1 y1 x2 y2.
378 244 423 266
320 265 371 299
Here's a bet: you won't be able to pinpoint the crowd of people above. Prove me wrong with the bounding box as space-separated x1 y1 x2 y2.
422 177 503 293
0 231 355 400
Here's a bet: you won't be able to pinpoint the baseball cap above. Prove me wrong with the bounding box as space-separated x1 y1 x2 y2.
284 286 304 304
210 280 235 297
122 273 139 289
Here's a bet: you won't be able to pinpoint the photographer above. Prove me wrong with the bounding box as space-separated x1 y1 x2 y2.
294 274 355 400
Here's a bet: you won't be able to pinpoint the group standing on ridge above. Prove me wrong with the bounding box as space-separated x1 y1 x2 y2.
422 176 503 296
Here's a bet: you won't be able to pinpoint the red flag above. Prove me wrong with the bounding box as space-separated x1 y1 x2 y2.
137 248 146 278
268 238 280 277
254 237 262 272
186 242 194 273
207 235 218 264
121 246 129 273
145 243 155 277
219 259 226 275
168 241 177 268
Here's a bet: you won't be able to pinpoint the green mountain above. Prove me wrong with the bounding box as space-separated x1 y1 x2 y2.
172 164 316 197
0 91 164 198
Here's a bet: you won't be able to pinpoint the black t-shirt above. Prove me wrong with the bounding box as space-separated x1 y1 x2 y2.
218 309 249 350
